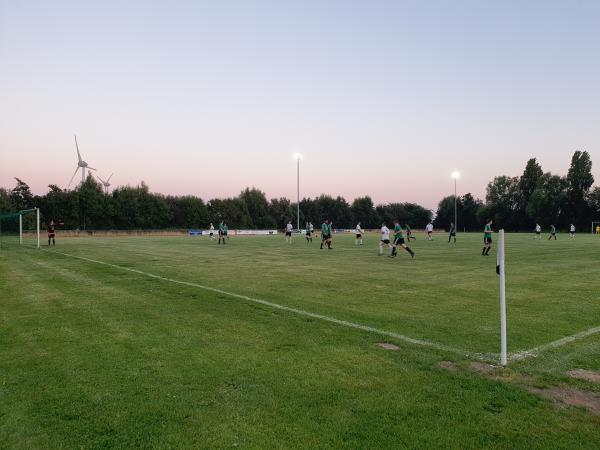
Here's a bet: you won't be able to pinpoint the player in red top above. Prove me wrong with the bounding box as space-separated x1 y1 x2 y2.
47 220 56 246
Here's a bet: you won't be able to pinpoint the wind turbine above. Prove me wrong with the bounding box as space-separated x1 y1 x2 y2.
96 173 114 194
68 135 96 188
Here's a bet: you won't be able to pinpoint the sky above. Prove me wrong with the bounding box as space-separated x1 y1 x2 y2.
1 0 599 210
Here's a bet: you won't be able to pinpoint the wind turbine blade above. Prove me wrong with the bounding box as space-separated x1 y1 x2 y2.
75 135 82 162
95 174 106 184
68 166 80 188
87 166 96 171
107 173 113 182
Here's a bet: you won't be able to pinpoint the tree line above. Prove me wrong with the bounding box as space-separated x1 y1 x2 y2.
433 151 599 231
1 150 598 232
0 179 431 231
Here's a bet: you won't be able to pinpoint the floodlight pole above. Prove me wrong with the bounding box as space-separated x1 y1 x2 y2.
36 208 40 249
454 177 457 235
498 229 507 366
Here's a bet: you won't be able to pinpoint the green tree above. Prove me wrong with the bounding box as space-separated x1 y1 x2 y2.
10 178 34 211
433 196 455 230
585 187 600 223
350 196 379 228
434 194 482 231
460 193 484 231
268 198 294 229
311 195 352 228
39 185 79 229
517 158 544 227
77 175 107 229
485 176 520 229
566 150 594 227
208 198 252 229
376 203 431 228
112 182 171 229
526 174 568 228
238 188 274 228
298 198 318 227
167 196 209 228
0 187 14 212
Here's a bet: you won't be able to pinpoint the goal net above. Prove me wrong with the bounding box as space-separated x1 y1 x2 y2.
0 209 40 249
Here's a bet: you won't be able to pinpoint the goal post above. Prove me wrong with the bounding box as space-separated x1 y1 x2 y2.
0 208 41 249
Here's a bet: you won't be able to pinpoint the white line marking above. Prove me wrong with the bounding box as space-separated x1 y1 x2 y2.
44 249 496 362
509 326 600 361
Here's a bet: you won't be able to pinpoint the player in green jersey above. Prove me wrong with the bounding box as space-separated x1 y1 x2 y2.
218 221 226 245
548 224 557 240
482 219 493 255
390 220 415 258
320 219 332 250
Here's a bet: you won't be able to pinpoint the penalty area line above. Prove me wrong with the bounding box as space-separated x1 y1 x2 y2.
44 249 496 363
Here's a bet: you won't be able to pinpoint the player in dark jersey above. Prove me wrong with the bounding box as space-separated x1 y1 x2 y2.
405 224 415 241
448 222 456 244
47 220 56 246
390 220 414 258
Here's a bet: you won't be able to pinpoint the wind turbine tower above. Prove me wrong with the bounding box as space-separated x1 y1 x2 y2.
96 173 114 194
68 135 96 188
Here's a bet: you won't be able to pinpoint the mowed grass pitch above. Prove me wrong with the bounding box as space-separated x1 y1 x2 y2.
1 232 599 449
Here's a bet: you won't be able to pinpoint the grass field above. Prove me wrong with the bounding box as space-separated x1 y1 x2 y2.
1 231 599 449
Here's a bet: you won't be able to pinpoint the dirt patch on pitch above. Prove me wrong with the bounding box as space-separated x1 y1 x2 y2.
376 342 399 351
437 361 458 371
469 362 496 375
567 369 600 384
528 386 600 415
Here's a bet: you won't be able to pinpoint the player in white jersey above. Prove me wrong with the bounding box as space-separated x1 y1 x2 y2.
305 221 314 244
285 221 293 243
379 223 391 255
570 224 576 239
355 222 364 245
209 223 215 240
425 221 434 240
534 223 541 239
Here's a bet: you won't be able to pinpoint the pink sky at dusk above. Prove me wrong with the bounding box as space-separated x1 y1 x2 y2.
1 1 599 210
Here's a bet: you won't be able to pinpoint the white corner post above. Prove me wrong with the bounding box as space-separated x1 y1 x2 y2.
36 208 40 249
498 229 507 366
19 213 23 245
297 156 300 231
